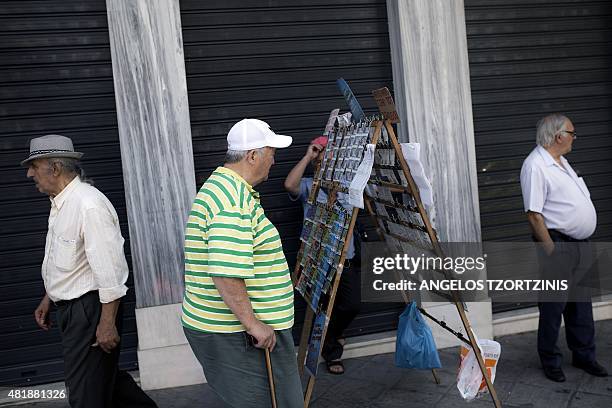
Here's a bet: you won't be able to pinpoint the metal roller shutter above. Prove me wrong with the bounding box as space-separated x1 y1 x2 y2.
0 1 139 386
180 0 404 338
465 0 612 310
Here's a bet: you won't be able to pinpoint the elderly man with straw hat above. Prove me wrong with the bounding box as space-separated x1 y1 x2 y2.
23 135 158 408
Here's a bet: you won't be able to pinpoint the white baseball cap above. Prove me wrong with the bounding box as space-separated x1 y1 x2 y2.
227 118 293 150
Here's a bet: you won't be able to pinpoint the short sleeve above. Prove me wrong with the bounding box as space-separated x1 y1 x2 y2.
288 178 312 203
206 209 255 278
520 165 547 213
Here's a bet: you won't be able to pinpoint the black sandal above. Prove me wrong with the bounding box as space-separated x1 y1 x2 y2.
326 359 345 375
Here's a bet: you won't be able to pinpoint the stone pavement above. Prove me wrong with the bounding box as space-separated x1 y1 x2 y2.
4 319 612 407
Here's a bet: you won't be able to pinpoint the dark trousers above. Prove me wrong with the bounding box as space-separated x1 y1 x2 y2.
56 291 157 408
537 230 596 369
321 261 361 362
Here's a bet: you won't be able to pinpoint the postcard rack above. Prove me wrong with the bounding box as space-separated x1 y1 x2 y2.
293 94 501 408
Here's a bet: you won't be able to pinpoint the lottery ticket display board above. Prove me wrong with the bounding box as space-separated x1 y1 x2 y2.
361 118 502 408
295 120 372 317
293 117 369 383
295 202 351 314
315 122 371 192
296 87 501 408
366 124 434 251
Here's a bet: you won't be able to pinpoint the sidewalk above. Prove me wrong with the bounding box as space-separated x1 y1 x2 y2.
4 319 611 407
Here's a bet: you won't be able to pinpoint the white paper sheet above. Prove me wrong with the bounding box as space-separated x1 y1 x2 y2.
348 144 376 209
400 143 436 226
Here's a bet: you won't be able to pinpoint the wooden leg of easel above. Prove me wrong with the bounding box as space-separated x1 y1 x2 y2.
431 368 441 384
297 308 315 376
303 375 316 408
455 302 502 408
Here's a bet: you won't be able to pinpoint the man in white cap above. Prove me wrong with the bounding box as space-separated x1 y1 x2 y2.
23 135 158 408
182 119 303 407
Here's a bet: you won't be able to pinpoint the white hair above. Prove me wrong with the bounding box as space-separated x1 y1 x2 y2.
224 148 264 164
536 113 570 147
47 157 93 185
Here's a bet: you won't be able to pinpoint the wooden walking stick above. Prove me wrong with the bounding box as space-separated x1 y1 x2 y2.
265 348 278 408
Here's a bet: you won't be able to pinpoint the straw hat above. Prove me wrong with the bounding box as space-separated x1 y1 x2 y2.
21 134 84 166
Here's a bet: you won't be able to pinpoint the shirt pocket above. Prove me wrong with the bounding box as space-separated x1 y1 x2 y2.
54 235 77 271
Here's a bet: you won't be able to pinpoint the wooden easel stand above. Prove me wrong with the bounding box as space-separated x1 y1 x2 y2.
294 118 501 408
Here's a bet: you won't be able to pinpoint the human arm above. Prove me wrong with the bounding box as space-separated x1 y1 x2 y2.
527 211 555 255
82 206 129 303
206 209 275 349
82 204 128 352
520 163 553 254
94 299 121 353
284 144 323 195
212 277 276 351
34 294 51 330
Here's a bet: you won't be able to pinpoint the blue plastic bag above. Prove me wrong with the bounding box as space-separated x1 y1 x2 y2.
395 302 442 369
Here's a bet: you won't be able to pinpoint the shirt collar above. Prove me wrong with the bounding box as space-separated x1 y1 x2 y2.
536 145 564 168
215 166 260 199
50 176 81 209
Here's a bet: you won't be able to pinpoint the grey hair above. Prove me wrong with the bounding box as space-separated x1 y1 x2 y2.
47 157 93 185
224 148 265 164
536 113 570 147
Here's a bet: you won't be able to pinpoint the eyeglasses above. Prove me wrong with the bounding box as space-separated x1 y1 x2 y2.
559 130 577 139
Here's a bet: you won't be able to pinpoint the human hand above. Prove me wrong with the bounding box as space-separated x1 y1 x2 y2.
544 241 555 256
34 295 51 330
246 320 276 351
305 144 324 161
94 321 120 353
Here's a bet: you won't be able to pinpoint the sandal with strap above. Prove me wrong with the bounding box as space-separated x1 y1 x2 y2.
326 359 345 375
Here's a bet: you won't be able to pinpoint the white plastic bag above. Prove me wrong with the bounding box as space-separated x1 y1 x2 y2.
457 339 501 401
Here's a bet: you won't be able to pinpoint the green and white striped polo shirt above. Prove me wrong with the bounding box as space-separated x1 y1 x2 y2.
181 166 294 333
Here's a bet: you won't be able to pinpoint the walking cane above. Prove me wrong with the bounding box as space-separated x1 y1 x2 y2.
265 348 278 408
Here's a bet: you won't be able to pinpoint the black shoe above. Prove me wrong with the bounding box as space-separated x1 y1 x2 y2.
572 360 608 377
543 366 566 382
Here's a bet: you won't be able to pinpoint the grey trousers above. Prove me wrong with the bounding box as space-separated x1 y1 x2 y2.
184 327 303 408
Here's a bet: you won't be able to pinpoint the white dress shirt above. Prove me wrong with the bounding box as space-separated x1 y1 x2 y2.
42 177 129 303
520 145 597 240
